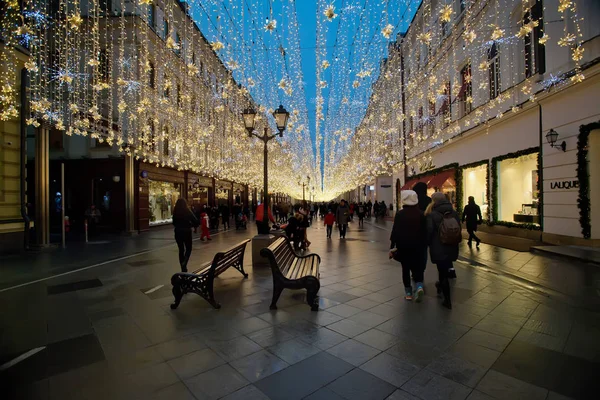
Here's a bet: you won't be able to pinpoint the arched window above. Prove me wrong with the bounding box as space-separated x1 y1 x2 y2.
148 62 155 88
488 43 500 99
163 74 170 98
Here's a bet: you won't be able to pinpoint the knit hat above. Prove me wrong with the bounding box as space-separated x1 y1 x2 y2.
431 191 447 204
401 190 418 206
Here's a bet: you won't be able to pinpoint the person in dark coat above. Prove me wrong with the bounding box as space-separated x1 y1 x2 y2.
426 192 460 309
412 181 432 270
172 198 199 272
462 196 483 247
389 190 427 302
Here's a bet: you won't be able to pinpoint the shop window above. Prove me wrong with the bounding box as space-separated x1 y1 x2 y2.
462 164 489 220
147 4 156 29
497 152 540 225
148 119 156 153
488 43 500 100
176 83 182 106
163 73 170 98
524 1 545 78
148 62 155 88
49 127 63 150
417 107 423 137
99 49 110 81
175 33 181 55
163 127 169 156
428 100 435 135
148 180 182 225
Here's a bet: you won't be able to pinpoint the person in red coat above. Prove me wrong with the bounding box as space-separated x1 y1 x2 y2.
200 206 211 241
324 209 335 239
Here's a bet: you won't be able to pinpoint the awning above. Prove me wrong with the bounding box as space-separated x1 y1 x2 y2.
427 169 456 189
400 179 418 191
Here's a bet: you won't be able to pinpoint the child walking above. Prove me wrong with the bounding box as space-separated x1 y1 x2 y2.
324 209 335 239
200 206 212 241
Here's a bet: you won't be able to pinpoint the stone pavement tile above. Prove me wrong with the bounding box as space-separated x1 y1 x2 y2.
402 370 471 400
256 310 295 325
328 303 364 318
324 291 360 303
220 384 270 400
303 310 345 326
354 329 400 351
103 346 164 374
446 341 501 369
230 349 289 382
317 297 343 309
228 316 272 335
563 322 600 362
246 325 298 348
513 329 566 352
349 310 393 328
457 329 511 352
88 307 126 323
326 283 354 292
94 315 152 352
184 364 249 400
426 353 487 388
360 352 420 388
254 352 353 400
465 390 495 400
326 339 381 366
297 327 348 350
123 362 180 397
491 304 535 319
386 389 421 400
491 340 599 399
522 318 572 338
267 338 321 364
473 317 522 339
346 297 381 310
205 335 262 362
369 302 404 318
343 287 373 297
476 370 547 400
445 310 484 328
386 340 445 368
150 382 196 400
167 348 226 379
327 368 396 400
304 387 346 400
152 334 206 361
328 318 371 337
363 291 399 304
546 391 575 400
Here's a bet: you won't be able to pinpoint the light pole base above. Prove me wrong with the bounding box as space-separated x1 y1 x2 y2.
252 234 277 268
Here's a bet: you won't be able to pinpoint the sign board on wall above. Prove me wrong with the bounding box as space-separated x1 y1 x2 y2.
549 180 579 190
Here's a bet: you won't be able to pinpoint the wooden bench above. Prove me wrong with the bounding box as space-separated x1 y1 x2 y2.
260 236 321 311
170 239 250 310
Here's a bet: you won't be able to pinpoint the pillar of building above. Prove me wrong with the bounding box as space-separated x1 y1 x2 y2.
124 154 136 233
34 125 50 246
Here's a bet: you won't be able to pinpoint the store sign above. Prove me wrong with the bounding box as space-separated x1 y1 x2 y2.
550 179 579 190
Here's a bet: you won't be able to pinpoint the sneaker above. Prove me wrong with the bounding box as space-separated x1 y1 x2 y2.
415 286 424 303
476 240 481 248
404 294 413 301
404 288 413 301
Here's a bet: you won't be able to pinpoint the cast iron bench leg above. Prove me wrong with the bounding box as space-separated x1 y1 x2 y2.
270 282 284 310
170 276 184 310
305 276 320 311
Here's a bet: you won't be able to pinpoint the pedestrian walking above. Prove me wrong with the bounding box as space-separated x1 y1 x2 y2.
335 199 350 239
426 192 462 309
357 202 365 228
413 182 432 270
462 196 483 248
200 206 211 242
172 198 199 272
324 209 335 238
389 190 426 302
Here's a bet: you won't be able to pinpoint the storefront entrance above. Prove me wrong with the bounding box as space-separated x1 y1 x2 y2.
496 152 539 225
148 180 182 226
461 164 488 219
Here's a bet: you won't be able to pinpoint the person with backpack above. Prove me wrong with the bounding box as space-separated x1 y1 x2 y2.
426 192 461 309
389 190 426 302
462 196 483 248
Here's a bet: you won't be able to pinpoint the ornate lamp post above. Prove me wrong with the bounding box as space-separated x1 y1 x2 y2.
298 175 311 202
243 105 289 234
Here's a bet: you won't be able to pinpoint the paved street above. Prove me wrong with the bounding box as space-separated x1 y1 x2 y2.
1 219 599 400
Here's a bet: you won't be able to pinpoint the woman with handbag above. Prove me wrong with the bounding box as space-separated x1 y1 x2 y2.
389 190 427 302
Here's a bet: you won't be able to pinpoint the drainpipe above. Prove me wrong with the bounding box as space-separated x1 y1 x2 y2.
538 102 544 241
400 40 408 182
20 68 30 250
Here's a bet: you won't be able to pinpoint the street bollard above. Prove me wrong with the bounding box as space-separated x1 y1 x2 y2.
84 219 88 243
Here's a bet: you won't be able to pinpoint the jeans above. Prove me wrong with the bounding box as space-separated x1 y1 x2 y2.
175 229 193 271
326 225 333 237
339 224 347 238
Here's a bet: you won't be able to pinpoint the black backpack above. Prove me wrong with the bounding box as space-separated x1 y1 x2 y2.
439 211 462 245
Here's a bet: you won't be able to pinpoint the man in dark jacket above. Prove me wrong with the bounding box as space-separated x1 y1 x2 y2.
335 200 350 239
390 190 426 302
426 192 460 309
462 196 483 247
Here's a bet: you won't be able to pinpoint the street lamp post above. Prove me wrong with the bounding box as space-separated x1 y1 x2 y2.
298 175 310 203
243 105 289 234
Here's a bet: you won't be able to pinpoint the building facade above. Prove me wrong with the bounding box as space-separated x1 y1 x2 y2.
353 0 600 245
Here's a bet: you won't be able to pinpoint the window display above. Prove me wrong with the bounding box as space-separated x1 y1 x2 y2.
148 180 182 226
190 186 209 208
497 153 539 224
462 164 488 219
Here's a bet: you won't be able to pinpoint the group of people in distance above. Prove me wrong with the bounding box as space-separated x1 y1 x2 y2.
390 182 483 309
